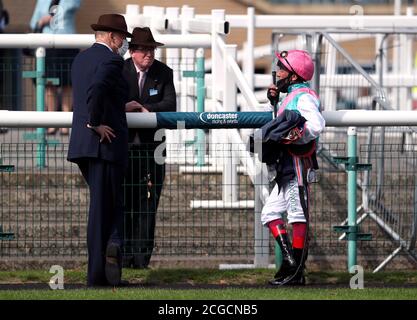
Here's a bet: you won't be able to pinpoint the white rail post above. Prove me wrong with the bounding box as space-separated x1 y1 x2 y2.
210 9 226 167
392 1 402 110
165 7 181 163
124 4 140 33
240 7 257 156
240 7 256 154
143 6 165 61
254 140 270 267
210 9 226 99
223 45 238 204
323 40 337 111
254 178 270 266
398 36 412 111
402 6 413 111
243 7 255 91
403 5 414 148
375 33 387 111
180 6 196 163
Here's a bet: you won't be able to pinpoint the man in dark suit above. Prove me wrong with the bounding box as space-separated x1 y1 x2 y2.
67 14 132 287
122 27 176 269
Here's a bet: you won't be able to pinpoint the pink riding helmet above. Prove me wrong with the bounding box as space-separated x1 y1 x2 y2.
276 50 314 81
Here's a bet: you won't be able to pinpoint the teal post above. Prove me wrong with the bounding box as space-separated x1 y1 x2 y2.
22 47 60 168
0 161 15 240
347 127 357 269
196 49 206 166
36 48 47 168
274 240 283 269
333 127 372 272
182 48 206 166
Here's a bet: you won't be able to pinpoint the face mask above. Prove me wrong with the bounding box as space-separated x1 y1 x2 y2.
117 39 129 57
276 76 292 93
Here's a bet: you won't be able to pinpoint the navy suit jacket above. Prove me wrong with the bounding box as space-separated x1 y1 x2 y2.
123 58 176 147
68 43 129 167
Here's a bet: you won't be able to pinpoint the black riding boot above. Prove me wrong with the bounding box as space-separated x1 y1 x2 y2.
286 248 307 286
269 230 297 286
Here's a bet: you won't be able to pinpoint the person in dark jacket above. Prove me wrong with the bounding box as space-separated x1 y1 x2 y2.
67 14 132 287
122 27 176 269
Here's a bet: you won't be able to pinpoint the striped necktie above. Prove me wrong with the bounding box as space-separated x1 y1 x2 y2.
138 71 146 97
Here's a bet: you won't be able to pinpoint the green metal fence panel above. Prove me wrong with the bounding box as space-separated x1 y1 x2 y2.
0 128 416 271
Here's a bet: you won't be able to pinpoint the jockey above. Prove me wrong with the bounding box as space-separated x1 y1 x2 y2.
262 49 325 286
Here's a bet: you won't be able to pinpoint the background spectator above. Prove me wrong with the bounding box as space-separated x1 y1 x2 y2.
30 0 81 135
122 27 177 269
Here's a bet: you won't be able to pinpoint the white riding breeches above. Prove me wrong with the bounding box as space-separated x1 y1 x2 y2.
261 177 307 225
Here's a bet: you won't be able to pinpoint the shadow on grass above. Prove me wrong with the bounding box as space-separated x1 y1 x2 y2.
0 268 416 287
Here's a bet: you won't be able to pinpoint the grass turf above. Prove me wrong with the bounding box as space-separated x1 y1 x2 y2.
0 268 417 300
0 268 416 285
1 287 417 300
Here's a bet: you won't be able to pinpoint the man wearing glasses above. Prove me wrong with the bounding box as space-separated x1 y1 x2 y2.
122 27 177 269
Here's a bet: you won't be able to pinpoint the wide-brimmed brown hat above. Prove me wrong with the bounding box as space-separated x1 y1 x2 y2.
129 27 164 48
91 14 133 37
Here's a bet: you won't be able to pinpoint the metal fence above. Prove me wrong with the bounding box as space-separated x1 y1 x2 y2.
1 129 417 271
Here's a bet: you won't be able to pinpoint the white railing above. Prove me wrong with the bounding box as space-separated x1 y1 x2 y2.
0 33 211 49
3 110 417 128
